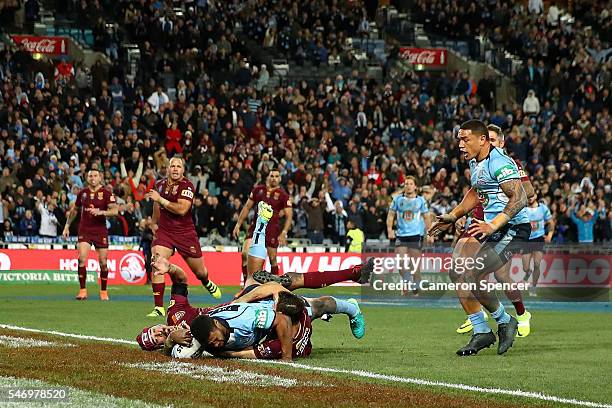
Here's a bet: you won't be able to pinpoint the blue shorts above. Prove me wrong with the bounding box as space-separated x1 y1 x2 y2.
248 243 268 260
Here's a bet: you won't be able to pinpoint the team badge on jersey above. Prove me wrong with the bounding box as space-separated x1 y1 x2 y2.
98 191 104 200
273 191 280 200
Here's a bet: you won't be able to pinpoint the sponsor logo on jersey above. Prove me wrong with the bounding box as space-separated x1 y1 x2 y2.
494 164 517 182
174 311 185 322
168 299 176 308
181 189 194 199
255 309 271 329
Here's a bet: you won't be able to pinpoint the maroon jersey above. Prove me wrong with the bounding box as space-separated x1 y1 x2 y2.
254 308 312 359
167 294 230 327
249 185 291 229
75 187 116 235
513 158 529 182
155 177 196 232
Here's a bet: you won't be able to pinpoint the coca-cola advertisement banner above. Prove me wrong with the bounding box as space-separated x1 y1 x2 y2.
0 250 609 287
10 35 69 55
399 47 447 66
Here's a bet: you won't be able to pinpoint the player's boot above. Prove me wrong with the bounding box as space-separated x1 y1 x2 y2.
75 288 88 300
205 280 222 299
258 202 274 223
456 312 489 334
347 298 365 339
516 311 532 338
497 316 519 355
99 290 109 301
456 331 496 356
352 257 374 284
253 270 293 288
146 306 166 317
456 318 473 334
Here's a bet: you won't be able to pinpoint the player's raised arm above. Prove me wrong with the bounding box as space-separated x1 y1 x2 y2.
232 195 255 239
429 188 479 238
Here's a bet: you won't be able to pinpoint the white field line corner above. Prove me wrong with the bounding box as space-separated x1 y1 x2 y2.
0 323 610 408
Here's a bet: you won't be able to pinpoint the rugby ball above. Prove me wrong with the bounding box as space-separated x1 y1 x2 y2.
171 338 208 359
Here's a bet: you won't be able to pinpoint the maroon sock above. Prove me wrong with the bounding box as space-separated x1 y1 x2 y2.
271 265 279 276
152 282 165 308
512 300 526 316
100 267 109 291
78 266 87 289
505 289 525 315
302 268 355 289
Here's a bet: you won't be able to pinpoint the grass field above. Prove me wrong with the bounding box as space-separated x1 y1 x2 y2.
0 283 611 408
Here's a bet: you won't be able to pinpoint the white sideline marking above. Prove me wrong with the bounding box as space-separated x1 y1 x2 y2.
0 335 75 349
123 361 322 388
0 324 135 345
1 323 610 408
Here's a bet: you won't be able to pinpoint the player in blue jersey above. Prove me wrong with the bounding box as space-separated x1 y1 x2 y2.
386 176 432 295
522 195 554 297
429 119 530 356
453 125 534 337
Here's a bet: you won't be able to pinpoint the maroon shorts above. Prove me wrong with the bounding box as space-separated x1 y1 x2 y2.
254 310 312 360
78 232 109 249
153 229 202 258
246 223 280 248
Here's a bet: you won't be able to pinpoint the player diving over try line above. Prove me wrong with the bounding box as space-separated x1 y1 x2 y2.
136 202 374 360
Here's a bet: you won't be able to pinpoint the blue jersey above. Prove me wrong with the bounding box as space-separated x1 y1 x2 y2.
469 147 529 225
526 204 552 239
390 195 429 237
206 302 276 350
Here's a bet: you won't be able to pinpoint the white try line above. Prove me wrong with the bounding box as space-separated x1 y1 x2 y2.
1 323 610 408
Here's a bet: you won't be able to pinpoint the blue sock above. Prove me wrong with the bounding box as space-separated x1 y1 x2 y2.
334 298 359 318
248 217 268 259
490 303 511 324
468 311 491 334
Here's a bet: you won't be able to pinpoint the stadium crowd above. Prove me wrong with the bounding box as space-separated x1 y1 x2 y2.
0 0 610 245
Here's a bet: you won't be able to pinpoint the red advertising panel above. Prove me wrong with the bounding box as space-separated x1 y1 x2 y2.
10 35 69 55
399 47 447 66
0 250 609 287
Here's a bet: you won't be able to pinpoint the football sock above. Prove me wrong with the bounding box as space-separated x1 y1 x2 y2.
491 302 511 324
512 300 525 316
100 266 109 291
333 298 359 318
78 266 87 289
468 311 491 334
152 282 165 308
271 265 279 276
302 268 355 289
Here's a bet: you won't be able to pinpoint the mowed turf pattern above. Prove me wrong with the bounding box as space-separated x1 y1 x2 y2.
0 284 610 408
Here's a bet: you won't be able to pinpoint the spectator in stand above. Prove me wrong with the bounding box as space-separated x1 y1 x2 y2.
19 210 37 236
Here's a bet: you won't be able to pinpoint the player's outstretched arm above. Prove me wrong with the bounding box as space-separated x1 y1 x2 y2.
232 282 289 304
214 349 258 359
152 256 188 283
233 197 255 239
429 188 479 237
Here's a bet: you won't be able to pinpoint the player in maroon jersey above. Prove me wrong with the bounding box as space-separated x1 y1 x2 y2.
62 169 118 301
136 254 373 356
144 156 221 317
451 124 535 336
232 169 293 281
